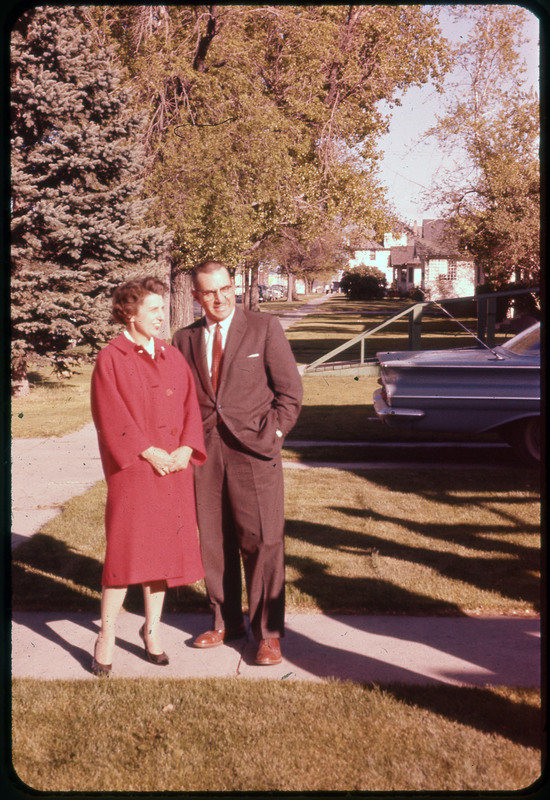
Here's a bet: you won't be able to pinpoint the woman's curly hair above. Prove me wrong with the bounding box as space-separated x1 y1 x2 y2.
112 277 168 324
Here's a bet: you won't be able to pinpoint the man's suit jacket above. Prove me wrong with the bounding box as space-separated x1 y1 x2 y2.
172 306 303 459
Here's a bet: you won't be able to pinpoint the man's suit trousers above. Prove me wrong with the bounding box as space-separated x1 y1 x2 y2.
194 423 285 640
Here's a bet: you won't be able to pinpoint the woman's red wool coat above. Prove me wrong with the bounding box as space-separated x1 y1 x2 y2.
91 334 207 587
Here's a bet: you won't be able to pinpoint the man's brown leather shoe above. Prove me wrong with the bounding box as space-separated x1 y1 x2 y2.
255 638 282 665
193 625 246 648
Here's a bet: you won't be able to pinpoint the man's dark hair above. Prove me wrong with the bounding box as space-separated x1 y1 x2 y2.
191 261 231 287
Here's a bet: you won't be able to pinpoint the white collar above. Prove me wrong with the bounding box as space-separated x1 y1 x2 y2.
205 308 235 332
124 329 155 356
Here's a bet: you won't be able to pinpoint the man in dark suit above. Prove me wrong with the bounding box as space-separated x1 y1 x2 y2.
172 261 303 665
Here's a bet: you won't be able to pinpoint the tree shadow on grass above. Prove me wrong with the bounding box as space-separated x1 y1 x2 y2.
316 466 541 609
290 404 375 442
240 618 541 749
358 464 541 497
384 684 542 751
285 547 465 616
286 504 540 612
12 534 103 612
11 533 208 614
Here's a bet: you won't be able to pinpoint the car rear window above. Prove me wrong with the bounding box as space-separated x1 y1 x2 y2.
501 323 540 355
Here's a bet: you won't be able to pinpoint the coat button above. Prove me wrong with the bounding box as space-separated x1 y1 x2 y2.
166 388 174 396
171 427 178 436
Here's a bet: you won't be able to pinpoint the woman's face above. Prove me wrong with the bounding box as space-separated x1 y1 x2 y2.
128 293 165 344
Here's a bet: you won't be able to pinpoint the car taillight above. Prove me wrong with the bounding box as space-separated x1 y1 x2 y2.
377 378 389 403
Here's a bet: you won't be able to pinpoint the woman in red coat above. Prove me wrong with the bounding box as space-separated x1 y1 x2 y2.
90 276 207 676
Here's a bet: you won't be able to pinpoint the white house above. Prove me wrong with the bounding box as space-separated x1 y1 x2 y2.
394 220 481 300
349 221 482 300
348 241 393 286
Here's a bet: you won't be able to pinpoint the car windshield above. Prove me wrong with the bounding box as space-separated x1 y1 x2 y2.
500 322 540 355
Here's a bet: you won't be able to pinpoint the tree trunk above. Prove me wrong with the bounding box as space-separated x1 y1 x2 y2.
243 266 250 310
170 270 194 332
285 266 293 302
11 360 30 396
159 250 173 340
250 265 260 312
286 270 298 301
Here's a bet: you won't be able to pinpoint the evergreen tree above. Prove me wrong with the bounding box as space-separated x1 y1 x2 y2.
11 6 171 395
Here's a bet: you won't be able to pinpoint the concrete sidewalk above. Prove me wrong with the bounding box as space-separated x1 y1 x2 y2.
11 610 541 686
11 423 105 551
266 293 331 331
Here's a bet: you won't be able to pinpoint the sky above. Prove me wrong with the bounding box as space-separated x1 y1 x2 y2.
376 4 541 227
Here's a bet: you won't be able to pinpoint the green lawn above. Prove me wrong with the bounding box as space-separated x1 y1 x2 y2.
12 458 540 616
11 679 541 792
285 296 511 367
11 301 541 616
11 360 94 439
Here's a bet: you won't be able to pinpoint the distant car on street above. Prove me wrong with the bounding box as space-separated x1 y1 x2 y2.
259 285 275 301
372 322 541 466
260 284 285 301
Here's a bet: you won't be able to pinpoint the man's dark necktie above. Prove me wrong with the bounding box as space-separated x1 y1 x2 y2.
211 323 223 393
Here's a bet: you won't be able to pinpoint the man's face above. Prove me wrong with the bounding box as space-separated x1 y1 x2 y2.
193 267 236 323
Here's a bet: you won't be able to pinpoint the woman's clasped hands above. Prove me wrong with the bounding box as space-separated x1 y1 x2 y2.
141 445 194 476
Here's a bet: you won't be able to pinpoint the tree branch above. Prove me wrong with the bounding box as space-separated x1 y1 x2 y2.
193 5 218 72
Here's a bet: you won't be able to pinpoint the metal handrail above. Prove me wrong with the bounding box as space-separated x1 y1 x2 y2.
302 287 539 375
302 302 427 373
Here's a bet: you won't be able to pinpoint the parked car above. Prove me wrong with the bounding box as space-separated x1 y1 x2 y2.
259 285 275 301
372 322 540 466
260 284 285 301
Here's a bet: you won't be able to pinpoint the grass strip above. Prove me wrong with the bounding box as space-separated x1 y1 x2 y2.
11 678 541 792
11 361 94 438
12 466 540 616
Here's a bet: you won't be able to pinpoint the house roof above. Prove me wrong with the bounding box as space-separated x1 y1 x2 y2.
352 220 473 268
354 238 385 251
389 245 420 266
419 220 461 256
415 238 458 258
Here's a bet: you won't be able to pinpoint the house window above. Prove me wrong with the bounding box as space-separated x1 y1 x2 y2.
369 251 376 260
428 259 449 279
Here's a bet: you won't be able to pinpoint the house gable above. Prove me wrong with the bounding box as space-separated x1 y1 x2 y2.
389 220 478 300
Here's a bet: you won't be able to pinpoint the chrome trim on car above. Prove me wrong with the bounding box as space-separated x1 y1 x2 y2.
394 395 540 402
373 389 425 419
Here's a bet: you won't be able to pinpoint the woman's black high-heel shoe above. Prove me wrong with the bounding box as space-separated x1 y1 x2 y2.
139 624 169 666
91 640 112 677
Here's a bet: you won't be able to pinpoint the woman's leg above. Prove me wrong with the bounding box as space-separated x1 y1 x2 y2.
142 580 167 655
95 585 127 664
